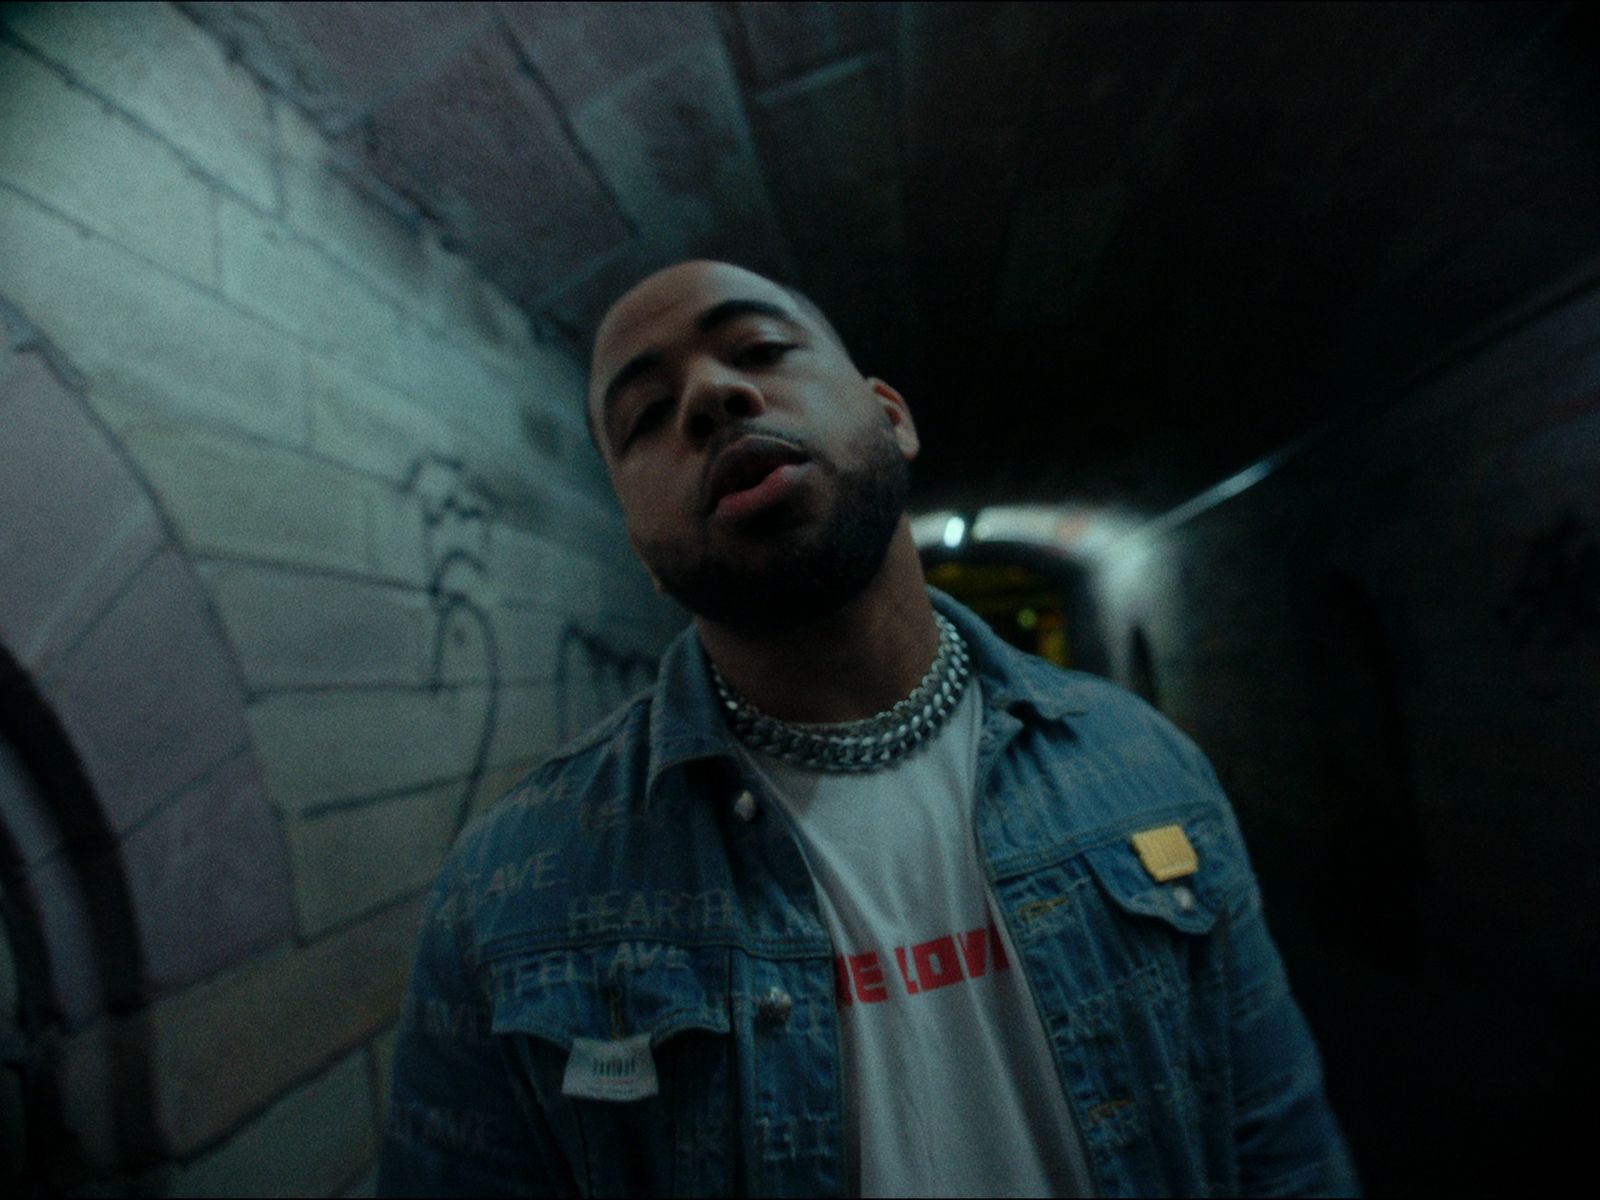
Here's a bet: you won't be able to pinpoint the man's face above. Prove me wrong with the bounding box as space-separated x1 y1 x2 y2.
588 261 920 632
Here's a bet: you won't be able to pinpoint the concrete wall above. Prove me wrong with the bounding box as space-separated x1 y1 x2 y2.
0 3 681 1193
1088 274 1600 1193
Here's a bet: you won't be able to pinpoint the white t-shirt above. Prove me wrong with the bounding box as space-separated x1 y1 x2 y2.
733 683 1096 1198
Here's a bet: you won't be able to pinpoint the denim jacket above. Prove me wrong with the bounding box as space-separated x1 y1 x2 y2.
379 589 1359 1197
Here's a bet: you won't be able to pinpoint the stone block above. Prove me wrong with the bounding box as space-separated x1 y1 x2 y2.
487 602 568 685
0 334 165 676
118 424 372 572
305 349 458 484
500 0 719 111
117 749 295 997
569 39 786 267
40 546 251 836
365 484 434 590
0 192 307 447
392 322 532 448
247 685 492 816
429 234 537 360
285 780 462 937
216 194 405 382
15 853 105 1030
275 101 440 314
364 27 630 299
195 560 432 690
475 460 629 566
0 40 215 284
448 420 603 524
2 1 276 208
484 682 563 770
565 421 615 498
141 895 422 1157
281 1 496 117
169 1047 377 1198
489 526 608 613
432 594 497 690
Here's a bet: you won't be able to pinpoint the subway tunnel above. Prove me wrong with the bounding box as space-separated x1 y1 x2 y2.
1 1 1598 1194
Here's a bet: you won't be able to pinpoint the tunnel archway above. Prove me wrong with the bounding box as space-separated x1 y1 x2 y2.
0 302 297 1179
918 535 1111 679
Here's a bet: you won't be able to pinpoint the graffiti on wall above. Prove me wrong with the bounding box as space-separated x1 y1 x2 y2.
403 453 502 835
402 453 659 829
1495 508 1600 652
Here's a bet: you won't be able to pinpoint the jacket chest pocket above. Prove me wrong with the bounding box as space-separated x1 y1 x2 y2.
486 941 734 1197
1006 812 1236 1050
1076 815 1231 995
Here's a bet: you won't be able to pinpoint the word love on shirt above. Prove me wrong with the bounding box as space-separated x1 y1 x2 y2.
834 922 1011 1006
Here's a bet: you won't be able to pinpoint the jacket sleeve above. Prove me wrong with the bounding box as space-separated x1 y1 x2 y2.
376 868 576 1197
1209 766 1363 1197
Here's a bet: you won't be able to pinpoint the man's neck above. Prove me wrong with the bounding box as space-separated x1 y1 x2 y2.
695 523 940 725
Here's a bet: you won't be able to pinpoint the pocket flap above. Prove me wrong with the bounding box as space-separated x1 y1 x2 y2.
1082 821 1222 935
487 941 731 1051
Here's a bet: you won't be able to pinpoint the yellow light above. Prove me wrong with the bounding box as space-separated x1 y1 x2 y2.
1017 608 1037 630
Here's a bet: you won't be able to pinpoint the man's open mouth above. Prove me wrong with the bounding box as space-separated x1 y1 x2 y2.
703 435 810 516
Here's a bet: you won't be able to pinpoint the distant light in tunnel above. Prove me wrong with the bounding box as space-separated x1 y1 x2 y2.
913 449 1290 568
912 504 1144 563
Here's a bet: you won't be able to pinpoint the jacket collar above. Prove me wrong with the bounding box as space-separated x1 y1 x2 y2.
643 586 1090 807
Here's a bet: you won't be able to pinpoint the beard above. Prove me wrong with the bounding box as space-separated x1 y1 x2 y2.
642 427 910 634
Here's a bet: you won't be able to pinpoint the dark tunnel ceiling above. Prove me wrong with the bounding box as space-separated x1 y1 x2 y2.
181 1 1600 515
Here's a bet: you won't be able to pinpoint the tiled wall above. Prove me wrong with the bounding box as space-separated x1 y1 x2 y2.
0 4 681 1193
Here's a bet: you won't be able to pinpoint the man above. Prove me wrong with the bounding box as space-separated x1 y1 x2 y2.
378 260 1359 1197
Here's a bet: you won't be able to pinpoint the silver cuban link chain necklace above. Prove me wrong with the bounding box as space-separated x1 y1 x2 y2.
710 612 972 773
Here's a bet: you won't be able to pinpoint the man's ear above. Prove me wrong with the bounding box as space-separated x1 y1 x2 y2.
868 377 920 461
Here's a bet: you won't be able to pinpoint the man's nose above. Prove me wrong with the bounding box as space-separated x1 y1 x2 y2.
679 366 767 441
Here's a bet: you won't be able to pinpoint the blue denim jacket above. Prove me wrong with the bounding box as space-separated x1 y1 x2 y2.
379 589 1358 1197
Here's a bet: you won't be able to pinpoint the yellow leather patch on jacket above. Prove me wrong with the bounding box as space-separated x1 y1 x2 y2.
1130 825 1199 882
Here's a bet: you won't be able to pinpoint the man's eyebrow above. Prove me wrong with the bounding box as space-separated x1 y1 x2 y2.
599 297 803 440
695 297 801 335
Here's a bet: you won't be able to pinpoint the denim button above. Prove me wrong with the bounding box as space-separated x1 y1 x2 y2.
1172 884 1196 913
756 987 792 1027
733 789 757 822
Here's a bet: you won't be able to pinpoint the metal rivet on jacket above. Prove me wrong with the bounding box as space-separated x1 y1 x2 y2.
756 986 793 1028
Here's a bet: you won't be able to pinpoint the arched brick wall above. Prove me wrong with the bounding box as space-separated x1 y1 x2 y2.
0 300 295 1167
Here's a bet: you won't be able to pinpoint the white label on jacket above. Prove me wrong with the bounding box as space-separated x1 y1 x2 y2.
561 1034 659 1102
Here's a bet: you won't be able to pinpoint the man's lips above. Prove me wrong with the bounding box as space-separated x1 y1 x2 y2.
702 434 810 516
713 462 810 520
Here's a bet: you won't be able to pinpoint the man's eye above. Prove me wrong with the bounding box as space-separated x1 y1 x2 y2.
626 398 670 444
735 341 793 367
